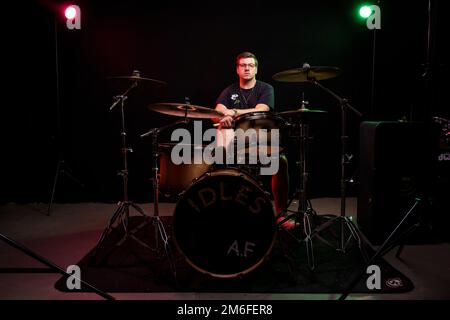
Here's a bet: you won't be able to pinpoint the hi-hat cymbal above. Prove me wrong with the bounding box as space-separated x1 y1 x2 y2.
106 75 167 86
278 108 327 117
148 103 223 119
273 66 342 82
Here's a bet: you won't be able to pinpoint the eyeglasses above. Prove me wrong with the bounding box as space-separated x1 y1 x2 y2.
238 63 256 69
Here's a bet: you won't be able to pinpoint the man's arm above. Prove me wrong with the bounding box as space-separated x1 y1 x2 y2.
215 103 235 117
214 103 270 127
233 103 269 116
216 103 269 117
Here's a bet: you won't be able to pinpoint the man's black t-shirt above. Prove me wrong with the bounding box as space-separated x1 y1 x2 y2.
216 80 274 110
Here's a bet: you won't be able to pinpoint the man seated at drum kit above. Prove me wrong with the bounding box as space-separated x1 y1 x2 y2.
213 52 294 230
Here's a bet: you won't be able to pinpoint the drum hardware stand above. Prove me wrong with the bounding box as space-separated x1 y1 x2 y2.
139 108 191 279
278 97 318 270
93 75 175 280
304 73 369 262
93 75 148 255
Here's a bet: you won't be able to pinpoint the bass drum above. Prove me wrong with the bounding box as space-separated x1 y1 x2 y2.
173 168 277 278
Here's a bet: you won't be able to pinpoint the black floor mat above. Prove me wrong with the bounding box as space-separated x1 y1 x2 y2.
55 216 414 294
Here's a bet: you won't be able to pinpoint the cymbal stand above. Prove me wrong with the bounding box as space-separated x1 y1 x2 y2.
140 113 191 278
93 78 157 265
306 77 369 261
278 97 317 270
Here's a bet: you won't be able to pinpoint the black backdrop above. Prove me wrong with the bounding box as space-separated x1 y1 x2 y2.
2 0 447 203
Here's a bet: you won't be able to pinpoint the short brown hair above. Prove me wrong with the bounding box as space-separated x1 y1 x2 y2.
236 52 258 67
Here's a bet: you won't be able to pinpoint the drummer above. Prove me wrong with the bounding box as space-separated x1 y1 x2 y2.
214 51 294 230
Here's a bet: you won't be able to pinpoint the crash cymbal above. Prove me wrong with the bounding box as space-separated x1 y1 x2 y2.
278 108 327 117
273 66 342 82
148 103 223 119
106 74 167 86
107 75 167 86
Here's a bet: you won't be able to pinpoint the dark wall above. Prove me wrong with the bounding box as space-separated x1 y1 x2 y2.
2 0 447 203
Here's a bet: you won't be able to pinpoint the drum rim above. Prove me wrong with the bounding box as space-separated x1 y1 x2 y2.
181 233 277 279
172 167 277 278
234 111 286 124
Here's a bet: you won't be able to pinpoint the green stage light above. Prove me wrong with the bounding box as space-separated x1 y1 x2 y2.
359 5 373 18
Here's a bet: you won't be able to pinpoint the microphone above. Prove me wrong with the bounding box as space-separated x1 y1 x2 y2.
302 62 311 71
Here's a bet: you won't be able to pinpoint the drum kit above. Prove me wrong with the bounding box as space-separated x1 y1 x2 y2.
93 64 368 279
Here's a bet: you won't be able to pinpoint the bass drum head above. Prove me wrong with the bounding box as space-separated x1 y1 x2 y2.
173 168 277 278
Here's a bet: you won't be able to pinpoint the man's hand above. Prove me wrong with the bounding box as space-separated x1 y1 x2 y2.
218 109 237 128
219 115 234 128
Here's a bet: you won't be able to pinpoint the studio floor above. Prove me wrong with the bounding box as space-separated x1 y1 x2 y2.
1 198 449 300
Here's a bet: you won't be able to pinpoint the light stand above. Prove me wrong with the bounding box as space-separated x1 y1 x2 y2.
339 0 441 299
47 16 84 216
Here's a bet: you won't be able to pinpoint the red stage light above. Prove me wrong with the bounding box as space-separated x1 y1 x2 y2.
64 5 77 20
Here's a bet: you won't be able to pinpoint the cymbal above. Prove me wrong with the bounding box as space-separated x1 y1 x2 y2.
278 108 327 117
158 142 207 149
148 103 223 119
106 75 167 86
272 66 342 82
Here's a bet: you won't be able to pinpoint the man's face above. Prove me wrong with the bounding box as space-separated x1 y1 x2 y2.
236 57 258 81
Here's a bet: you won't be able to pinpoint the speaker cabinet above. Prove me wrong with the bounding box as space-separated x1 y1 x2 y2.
357 121 433 244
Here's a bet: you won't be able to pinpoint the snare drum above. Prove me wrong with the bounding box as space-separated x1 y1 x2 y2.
233 111 286 156
173 168 277 278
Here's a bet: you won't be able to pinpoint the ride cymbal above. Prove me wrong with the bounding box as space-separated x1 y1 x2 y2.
278 108 327 117
273 66 342 82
